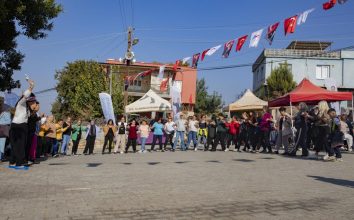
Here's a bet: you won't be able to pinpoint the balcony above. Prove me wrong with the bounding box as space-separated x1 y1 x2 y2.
264 49 340 59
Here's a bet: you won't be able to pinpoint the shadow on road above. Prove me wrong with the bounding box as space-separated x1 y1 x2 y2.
233 159 254 162
308 175 354 188
87 163 102 167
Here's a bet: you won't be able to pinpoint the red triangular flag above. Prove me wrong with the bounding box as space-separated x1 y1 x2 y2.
323 0 336 10
236 35 248 52
160 77 169 92
173 60 180 71
201 49 210 61
284 15 298 35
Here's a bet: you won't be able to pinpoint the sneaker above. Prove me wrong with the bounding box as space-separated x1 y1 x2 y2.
224 148 229 152
233 149 238 152
194 148 198 152
119 151 124 154
324 156 336 162
14 166 29 170
323 154 329 160
336 158 343 162
138 150 143 153
53 154 59 158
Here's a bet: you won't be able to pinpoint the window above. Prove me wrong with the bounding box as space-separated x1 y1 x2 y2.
316 65 330 79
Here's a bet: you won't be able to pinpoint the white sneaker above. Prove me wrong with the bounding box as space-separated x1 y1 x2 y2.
224 148 229 152
138 150 143 153
120 151 124 154
323 154 329 160
324 156 336 162
336 158 343 162
194 148 198 152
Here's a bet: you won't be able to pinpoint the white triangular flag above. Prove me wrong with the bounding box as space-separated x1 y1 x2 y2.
249 29 263 48
297 8 315 25
205 44 222 56
182 57 191 64
158 65 165 79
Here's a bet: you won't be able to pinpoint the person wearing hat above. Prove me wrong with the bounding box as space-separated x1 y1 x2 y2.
9 79 36 169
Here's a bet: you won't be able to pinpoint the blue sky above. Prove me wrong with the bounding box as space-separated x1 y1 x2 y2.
10 0 354 113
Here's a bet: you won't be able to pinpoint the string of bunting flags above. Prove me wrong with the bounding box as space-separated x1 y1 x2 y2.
125 0 348 91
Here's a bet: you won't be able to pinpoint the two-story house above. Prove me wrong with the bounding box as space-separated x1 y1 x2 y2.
252 41 354 99
102 60 197 114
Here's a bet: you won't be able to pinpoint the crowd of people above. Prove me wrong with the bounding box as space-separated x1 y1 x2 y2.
0 79 353 170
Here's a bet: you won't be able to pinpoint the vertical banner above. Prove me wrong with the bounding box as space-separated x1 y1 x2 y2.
171 81 182 120
99 93 116 125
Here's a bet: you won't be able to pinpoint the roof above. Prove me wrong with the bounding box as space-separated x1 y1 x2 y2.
227 89 268 112
125 89 172 113
268 78 353 107
286 41 332 50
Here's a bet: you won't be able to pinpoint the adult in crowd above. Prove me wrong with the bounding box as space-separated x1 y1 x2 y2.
43 115 56 157
186 115 199 151
205 117 216 151
340 114 353 152
114 117 127 154
239 112 251 152
36 114 47 158
259 106 273 154
290 102 308 157
249 112 259 153
84 119 99 155
174 114 187 151
53 119 65 158
138 120 150 153
26 97 40 164
164 116 175 151
125 119 138 153
0 97 11 162
226 116 239 152
212 114 227 151
275 107 293 155
9 79 35 169
326 108 343 161
313 101 330 158
198 115 208 149
61 117 72 155
151 118 164 152
71 119 86 155
102 119 117 154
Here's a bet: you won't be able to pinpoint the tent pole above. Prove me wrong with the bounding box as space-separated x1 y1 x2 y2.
290 102 294 128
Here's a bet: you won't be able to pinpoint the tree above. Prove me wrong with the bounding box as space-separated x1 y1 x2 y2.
52 60 124 120
0 0 62 91
195 78 223 114
265 63 297 99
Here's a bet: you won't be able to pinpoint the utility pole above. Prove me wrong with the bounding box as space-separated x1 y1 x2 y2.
124 27 133 113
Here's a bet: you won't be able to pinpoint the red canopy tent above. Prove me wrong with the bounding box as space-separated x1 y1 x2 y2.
268 78 353 107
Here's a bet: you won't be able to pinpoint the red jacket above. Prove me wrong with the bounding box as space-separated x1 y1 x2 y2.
228 121 240 135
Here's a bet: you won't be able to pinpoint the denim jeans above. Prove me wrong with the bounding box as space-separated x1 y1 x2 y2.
140 137 147 151
187 131 198 148
52 139 59 156
61 134 71 154
173 131 185 150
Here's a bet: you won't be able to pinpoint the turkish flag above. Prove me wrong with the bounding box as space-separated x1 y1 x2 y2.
266 22 280 45
189 94 193 104
201 49 210 61
284 15 298 35
192 53 200 68
323 0 336 10
236 35 248 52
160 77 169 92
173 60 180 71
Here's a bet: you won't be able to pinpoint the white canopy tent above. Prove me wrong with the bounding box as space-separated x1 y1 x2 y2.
226 89 267 112
125 89 172 113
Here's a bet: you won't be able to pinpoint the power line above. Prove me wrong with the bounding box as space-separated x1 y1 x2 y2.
130 0 134 27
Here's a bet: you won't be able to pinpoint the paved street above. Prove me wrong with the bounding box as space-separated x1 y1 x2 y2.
1 149 354 220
